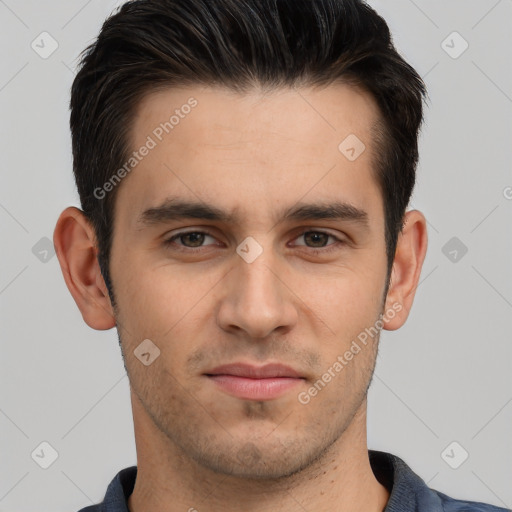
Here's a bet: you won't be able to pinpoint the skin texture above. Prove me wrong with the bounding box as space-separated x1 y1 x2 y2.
54 83 428 512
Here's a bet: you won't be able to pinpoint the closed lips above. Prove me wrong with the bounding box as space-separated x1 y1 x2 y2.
205 363 304 379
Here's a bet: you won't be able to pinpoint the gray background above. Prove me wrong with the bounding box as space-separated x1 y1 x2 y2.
0 0 511 510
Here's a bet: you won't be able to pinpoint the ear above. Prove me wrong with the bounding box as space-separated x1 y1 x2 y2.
383 209 428 331
53 206 116 330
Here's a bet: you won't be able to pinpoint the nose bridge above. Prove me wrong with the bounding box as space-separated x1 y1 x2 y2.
217 239 297 339
239 254 279 308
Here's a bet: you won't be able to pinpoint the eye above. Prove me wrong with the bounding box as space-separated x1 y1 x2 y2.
163 230 218 251
162 229 345 255
291 230 344 253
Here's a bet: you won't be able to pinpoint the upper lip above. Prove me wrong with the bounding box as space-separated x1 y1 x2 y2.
205 363 303 379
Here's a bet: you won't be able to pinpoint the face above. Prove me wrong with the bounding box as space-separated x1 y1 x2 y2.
109 83 390 478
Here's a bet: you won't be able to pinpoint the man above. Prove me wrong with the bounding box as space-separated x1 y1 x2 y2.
53 0 508 511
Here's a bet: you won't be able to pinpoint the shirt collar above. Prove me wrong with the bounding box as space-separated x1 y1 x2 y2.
369 450 443 511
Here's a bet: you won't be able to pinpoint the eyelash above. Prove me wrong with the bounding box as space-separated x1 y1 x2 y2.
162 230 345 255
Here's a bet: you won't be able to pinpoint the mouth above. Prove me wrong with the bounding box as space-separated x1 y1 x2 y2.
204 363 306 401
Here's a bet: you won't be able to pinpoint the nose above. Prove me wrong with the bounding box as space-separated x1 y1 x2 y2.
216 247 298 340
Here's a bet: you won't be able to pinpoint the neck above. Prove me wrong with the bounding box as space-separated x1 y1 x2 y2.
127 393 389 512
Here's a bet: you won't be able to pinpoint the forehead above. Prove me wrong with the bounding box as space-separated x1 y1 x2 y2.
115 82 384 230
131 82 380 152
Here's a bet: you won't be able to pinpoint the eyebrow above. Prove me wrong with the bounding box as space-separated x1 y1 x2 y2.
137 197 369 230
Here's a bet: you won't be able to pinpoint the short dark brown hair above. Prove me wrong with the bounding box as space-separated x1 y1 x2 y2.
70 0 427 298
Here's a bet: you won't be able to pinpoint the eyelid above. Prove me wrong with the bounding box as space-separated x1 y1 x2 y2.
289 229 342 246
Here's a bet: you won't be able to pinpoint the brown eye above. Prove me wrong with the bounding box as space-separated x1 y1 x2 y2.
163 231 218 251
291 230 345 255
179 232 206 247
303 231 330 247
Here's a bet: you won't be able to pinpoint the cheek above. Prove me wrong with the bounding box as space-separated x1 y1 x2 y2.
113 263 216 396
113 256 224 343
297 266 385 336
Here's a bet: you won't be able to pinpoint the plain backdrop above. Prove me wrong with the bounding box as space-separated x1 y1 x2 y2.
0 0 511 510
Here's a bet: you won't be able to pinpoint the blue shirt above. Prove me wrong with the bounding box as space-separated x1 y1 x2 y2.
77 450 509 512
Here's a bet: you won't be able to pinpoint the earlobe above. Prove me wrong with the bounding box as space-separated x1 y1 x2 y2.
383 210 428 331
53 206 116 330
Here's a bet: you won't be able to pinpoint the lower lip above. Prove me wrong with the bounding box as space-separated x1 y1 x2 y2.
207 375 303 400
